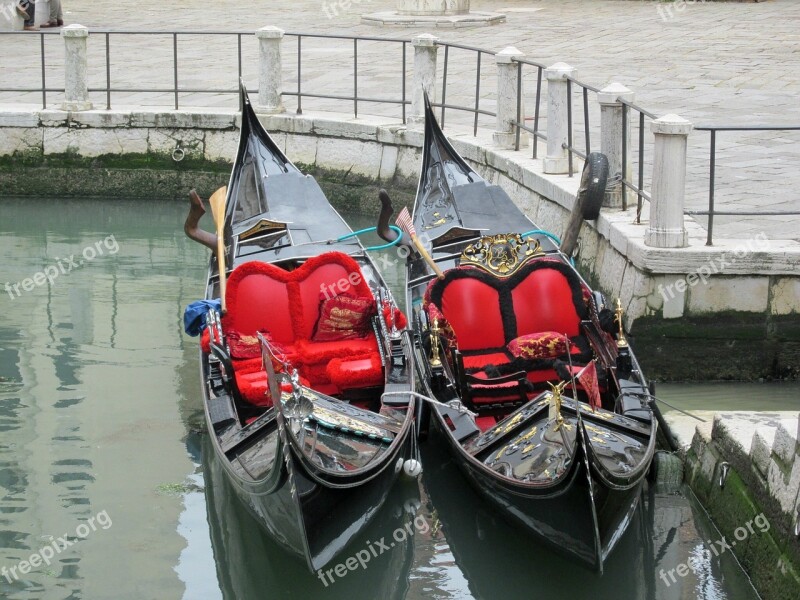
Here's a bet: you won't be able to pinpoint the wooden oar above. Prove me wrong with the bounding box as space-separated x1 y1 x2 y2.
208 186 229 313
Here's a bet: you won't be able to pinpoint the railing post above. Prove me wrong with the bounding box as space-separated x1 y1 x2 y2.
645 114 692 248
408 33 439 127
61 25 92 111
493 46 528 149
255 26 285 114
597 82 634 208
543 62 575 174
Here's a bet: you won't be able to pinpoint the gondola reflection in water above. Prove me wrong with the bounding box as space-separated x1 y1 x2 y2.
186 85 417 573
382 95 668 573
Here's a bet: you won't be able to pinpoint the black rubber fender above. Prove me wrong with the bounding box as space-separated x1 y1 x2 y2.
580 152 609 221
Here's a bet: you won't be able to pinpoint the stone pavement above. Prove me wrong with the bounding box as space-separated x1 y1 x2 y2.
1 0 799 240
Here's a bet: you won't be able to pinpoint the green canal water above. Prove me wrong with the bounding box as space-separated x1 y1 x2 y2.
0 198 796 600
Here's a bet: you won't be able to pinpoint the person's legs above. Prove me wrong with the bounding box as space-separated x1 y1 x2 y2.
22 0 36 29
42 0 64 27
49 0 63 23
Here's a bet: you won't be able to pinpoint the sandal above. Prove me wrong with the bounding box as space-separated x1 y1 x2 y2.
40 20 61 28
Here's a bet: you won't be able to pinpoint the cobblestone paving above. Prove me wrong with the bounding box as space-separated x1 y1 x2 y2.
2 0 799 240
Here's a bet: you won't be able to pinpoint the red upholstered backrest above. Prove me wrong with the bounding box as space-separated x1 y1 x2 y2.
512 268 582 337
427 260 587 350
223 252 373 343
440 278 506 350
292 254 373 339
224 262 294 342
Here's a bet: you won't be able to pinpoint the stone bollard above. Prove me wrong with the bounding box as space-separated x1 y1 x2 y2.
34 0 51 27
255 26 285 114
543 62 575 174
62 25 92 112
598 83 634 208
408 33 439 127
397 0 470 16
645 114 692 248
493 46 528 149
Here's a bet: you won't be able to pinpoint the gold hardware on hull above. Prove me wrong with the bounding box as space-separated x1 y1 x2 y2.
429 318 442 367
615 298 628 348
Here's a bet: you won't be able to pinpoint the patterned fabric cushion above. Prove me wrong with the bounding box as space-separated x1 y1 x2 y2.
507 331 570 360
312 294 376 342
227 330 270 359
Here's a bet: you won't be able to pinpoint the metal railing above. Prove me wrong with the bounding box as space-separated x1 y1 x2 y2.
564 75 600 173
510 58 547 159
284 32 410 121
690 125 800 245
620 99 657 221
1 29 798 245
435 42 496 134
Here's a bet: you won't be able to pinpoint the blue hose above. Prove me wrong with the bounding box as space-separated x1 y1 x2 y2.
520 229 575 266
520 229 562 246
337 225 404 251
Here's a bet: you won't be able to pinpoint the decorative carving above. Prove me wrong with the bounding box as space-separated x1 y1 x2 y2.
460 233 544 276
238 218 288 241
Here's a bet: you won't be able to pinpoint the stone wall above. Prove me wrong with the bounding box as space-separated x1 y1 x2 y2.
685 413 800 599
1 107 798 378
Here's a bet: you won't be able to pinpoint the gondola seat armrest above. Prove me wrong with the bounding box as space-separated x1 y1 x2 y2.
464 370 528 387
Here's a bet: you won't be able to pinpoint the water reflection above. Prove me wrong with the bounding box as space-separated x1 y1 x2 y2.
0 198 784 600
0 198 212 600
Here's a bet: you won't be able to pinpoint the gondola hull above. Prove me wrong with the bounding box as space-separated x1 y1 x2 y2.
203 393 414 571
404 95 658 572
194 85 417 573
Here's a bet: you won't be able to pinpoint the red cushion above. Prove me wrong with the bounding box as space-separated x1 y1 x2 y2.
475 416 498 431
507 331 570 360
296 337 379 365
512 269 581 337
235 371 311 407
312 294 376 342
235 370 274 406
440 278 505 350
468 379 528 405
327 354 384 389
462 352 511 370
200 328 211 353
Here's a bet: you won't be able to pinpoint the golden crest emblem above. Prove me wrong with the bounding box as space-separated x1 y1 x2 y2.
460 233 544 276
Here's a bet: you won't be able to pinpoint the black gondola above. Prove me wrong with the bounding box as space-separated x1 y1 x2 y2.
397 97 659 572
187 86 417 573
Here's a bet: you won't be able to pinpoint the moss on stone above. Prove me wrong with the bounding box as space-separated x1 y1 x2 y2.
686 449 800 599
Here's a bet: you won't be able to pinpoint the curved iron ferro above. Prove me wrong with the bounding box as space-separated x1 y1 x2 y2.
184 189 218 250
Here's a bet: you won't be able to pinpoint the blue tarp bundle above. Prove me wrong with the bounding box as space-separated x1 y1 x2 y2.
183 299 221 336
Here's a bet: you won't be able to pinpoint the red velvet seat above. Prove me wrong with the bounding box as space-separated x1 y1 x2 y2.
221 252 385 404
425 259 591 409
